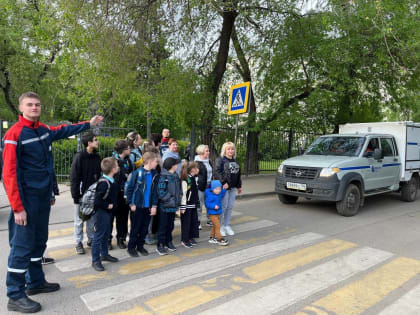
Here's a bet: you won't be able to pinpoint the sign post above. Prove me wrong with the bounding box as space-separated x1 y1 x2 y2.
228 82 251 146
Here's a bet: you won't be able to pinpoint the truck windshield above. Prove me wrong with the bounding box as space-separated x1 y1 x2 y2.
305 136 365 157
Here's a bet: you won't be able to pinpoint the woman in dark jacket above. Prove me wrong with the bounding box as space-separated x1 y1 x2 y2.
214 141 242 237
194 144 213 229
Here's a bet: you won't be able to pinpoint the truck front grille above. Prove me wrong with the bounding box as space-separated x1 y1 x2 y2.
285 166 319 180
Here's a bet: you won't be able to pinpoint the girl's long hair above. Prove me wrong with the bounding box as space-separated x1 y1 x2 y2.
180 161 199 181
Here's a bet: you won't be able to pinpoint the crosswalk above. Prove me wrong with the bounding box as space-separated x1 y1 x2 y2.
44 211 420 314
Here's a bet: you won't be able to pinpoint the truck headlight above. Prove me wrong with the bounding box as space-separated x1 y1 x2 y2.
278 163 284 174
320 167 340 177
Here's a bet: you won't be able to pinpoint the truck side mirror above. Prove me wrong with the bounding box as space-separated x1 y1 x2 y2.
374 148 383 160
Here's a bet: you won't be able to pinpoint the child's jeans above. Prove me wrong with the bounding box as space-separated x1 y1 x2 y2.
208 215 222 240
157 211 175 246
128 207 151 250
92 209 112 263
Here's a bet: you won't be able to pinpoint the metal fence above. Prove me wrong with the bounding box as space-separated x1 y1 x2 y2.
190 125 322 175
1 119 322 182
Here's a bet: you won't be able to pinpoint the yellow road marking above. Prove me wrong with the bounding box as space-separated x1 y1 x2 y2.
49 227 74 238
234 239 356 284
146 285 231 315
304 257 420 315
182 248 217 257
119 255 181 275
296 305 329 315
48 248 76 260
106 305 152 315
67 272 113 288
230 215 259 225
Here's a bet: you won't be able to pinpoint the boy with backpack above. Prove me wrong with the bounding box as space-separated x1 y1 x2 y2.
124 152 159 257
91 157 119 272
156 157 182 255
70 131 101 254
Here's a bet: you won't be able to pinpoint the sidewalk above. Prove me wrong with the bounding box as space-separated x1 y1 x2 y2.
0 174 276 209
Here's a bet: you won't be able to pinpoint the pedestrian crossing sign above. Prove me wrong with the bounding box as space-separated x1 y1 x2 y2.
228 82 251 115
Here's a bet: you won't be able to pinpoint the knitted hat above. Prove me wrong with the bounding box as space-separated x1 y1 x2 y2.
210 180 222 191
163 157 180 170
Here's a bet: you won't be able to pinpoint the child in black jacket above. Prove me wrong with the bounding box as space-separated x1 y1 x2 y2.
92 157 119 272
180 162 200 248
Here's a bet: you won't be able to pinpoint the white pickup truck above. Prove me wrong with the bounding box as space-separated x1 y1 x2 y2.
275 122 420 216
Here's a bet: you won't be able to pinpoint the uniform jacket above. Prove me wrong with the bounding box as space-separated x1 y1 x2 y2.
70 149 101 204
157 169 182 212
125 167 159 209
2 115 90 212
214 156 242 189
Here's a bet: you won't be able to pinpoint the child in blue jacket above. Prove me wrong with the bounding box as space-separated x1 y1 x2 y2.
205 180 229 246
125 152 159 257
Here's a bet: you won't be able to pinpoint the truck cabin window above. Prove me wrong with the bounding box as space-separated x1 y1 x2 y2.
305 136 365 157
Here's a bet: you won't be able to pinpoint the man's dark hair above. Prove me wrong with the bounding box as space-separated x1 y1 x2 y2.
81 131 96 148
114 139 129 154
150 133 162 146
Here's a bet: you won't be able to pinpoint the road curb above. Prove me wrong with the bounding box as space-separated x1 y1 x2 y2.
236 191 276 200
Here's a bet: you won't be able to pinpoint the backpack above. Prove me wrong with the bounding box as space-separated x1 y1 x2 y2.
79 178 111 221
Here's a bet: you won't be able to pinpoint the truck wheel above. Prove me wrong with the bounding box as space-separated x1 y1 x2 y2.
336 184 361 217
401 176 418 202
278 194 298 204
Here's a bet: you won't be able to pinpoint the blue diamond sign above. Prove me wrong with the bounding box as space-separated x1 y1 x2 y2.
228 82 251 115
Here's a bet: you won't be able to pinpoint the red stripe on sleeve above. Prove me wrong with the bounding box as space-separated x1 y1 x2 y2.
3 124 24 212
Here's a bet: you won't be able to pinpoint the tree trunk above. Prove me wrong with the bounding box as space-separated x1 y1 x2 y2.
202 1 238 147
0 70 18 116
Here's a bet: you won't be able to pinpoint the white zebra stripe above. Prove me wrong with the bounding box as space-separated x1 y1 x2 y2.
198 247 393 315
56 218 277 273
379 283 420 315
80 232 324 311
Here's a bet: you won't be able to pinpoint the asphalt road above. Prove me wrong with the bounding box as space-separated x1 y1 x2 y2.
1 191 420 314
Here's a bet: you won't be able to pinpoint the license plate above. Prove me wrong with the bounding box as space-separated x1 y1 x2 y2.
287 182 306 191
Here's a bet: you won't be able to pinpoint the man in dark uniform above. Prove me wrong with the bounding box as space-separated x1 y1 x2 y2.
2 91 103 313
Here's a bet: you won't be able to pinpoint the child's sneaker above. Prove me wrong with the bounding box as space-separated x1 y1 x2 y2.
220 226 226 237
206 220 213 227
189 239 197 246
208 237 218 244
198 224 202 230
156 245 167 256
216 238 229 246
166 241 177 251
182 241 193 248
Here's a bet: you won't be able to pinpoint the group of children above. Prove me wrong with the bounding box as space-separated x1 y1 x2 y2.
90 134 239 271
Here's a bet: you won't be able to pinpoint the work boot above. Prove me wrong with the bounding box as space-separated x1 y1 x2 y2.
127 248 139 257
137 247 149 256
86 239 92 247
7 296 41 313
101 254 119 262
26 281 60 296
92 261 105 272
117 238 127 249
41 257 55 265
